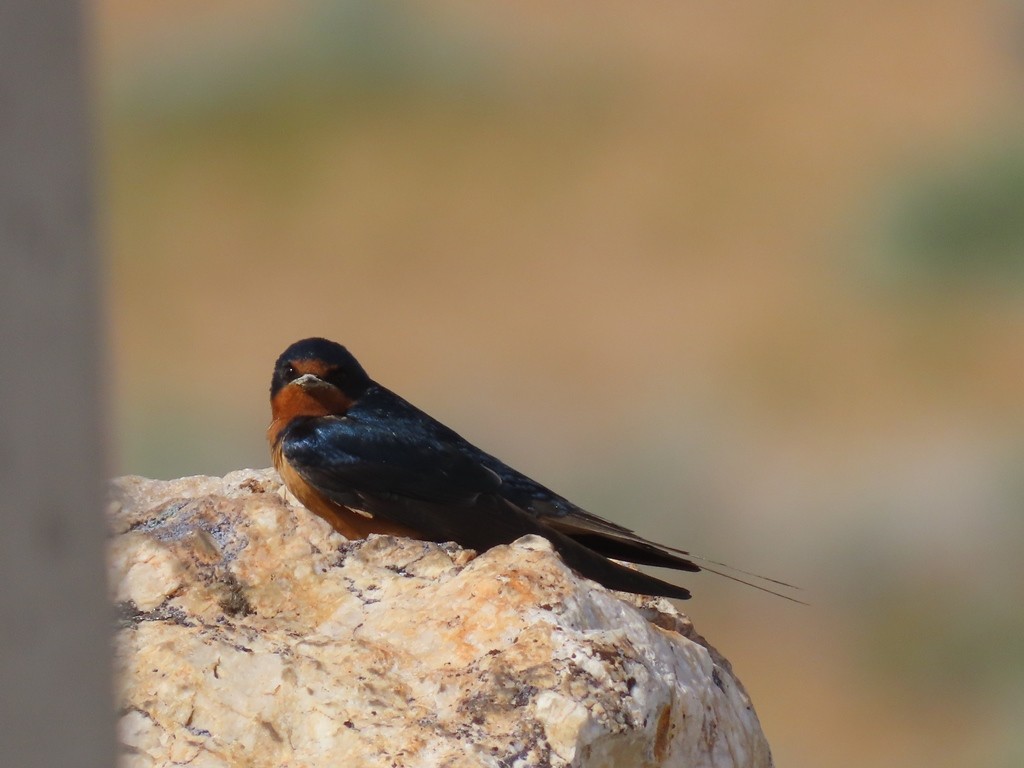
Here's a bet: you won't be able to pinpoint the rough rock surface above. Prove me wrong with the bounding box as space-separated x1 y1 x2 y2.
109 468 773 768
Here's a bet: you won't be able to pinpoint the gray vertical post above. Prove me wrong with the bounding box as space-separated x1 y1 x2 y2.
0 1 116 766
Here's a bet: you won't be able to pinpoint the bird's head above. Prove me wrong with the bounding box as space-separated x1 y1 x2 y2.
270 337 372 420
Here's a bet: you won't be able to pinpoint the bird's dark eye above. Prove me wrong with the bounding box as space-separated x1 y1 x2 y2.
284 364 297 380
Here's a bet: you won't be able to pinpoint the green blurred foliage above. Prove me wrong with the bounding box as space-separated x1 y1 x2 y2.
112 1 498 124
880 140 1024 284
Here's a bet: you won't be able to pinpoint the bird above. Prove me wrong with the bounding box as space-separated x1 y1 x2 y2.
268 337 800 601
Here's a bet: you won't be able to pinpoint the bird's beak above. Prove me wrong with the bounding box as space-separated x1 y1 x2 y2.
292 373 333 390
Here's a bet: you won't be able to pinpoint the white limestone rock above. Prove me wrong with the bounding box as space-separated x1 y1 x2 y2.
109 468 773 768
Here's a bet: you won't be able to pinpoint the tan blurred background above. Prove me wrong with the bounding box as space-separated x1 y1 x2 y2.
96 2 1024 766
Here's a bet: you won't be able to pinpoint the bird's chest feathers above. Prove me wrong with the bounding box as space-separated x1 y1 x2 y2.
271 441 424 540
267 383 354 446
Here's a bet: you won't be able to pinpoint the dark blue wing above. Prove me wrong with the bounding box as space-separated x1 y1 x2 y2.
281 418 500 507
280 384 695 598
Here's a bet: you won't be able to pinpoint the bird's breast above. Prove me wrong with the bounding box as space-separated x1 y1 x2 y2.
271 436 422 541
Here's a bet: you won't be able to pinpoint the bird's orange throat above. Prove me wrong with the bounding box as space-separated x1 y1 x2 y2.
267 382 353 448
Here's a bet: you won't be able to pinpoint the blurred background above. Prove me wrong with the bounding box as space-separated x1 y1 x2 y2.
96 1 1024 766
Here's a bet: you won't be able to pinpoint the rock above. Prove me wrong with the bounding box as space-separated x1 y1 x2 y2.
109 468 773 768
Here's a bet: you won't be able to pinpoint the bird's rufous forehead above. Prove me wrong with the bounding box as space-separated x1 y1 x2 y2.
288 358 335 378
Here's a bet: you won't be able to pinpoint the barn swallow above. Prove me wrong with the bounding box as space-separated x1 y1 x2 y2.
269 337 800 601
